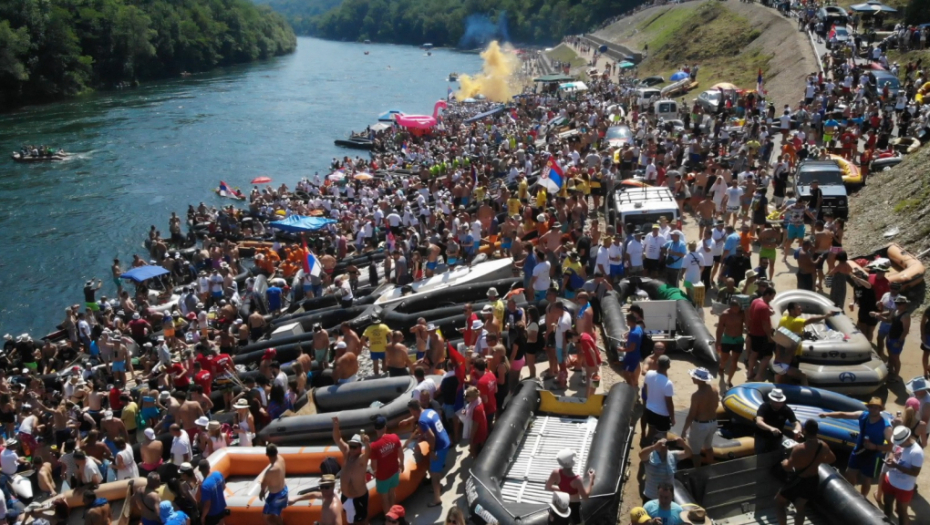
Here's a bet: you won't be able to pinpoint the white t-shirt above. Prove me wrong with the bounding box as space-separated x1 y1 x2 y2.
887 442 923 491
682 251 704 284
171 431 193 464
724 187 743 209
81 459 102 484
0 448 19 475
532 261 552 291
626 240 644 267
554 311 572 349
274 371 288 390
644 370 674 416
595 245 610 272
116 447 140 480
643 234 666 261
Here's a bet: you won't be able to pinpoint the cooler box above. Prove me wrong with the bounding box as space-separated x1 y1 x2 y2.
271 321 304 340
774 326 803 349
732 294 752 312
690 282 706 306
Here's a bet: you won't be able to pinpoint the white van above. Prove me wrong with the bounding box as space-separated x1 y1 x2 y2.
653 99 679 121
607 185 681 235
635 88 662 110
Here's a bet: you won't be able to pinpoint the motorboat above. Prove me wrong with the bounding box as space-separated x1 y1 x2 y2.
467 381 635 525
449 72 459 81
334 135 374 150
11 151 69 162
370 257 515 308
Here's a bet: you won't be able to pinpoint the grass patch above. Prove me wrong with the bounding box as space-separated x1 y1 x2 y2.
633 1 772 91
895 198 922 213
887 48 930 80
545 44 587 69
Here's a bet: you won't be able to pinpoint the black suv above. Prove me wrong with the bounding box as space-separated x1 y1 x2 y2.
794 160 849 220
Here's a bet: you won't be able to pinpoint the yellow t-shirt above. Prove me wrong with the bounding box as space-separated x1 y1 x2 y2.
518 179 528 200
474 186 486 202
492 299 505 325
507 197 522 216
562 259 583 277
121 401 139 431
778 315 806 356
536 188 548 208
363 323 391 353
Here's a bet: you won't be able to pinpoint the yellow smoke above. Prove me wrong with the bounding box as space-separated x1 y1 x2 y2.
456 41 519 103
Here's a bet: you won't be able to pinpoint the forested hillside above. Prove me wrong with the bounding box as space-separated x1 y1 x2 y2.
0 0 296 107
281 0 641 47
253 0 343 34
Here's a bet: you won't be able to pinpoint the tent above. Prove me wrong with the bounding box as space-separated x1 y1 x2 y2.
670 71 689 81
559 82 588 93
533 74 574 83
269 215 337 233
850 0 896 12
121 266 169 283
464 105 507 123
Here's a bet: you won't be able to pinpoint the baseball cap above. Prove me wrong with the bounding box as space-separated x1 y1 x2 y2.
385 505 406 520
630 507 651 524
144 428 156 440
374 415 387 429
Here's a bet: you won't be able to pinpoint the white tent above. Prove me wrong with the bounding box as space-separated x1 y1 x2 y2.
559 81 589 93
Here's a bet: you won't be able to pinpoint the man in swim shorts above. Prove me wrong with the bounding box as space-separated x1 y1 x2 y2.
621 313 644 389
716 299 746 388
332 418 371 523
260 444 288 525
681 367 719 468
362 316 391 377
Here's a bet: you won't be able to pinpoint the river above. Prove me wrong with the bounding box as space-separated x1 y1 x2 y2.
0 37 481 338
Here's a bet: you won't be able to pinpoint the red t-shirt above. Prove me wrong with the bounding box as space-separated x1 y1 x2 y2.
870 274 890 302
748 298 770 337
477 372 498 415
196 354 215 375
463 313 479 346
369 433 402 480
194 370 213 396
109 388 123 411
213 354 233 376
579 333 600 367
170 363 190 388
128 319 149 338
472 403 488 445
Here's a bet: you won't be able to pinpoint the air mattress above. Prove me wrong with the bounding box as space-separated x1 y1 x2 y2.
722 383 891 451
769 289 873 363
258 375 434 445
467 381 636 525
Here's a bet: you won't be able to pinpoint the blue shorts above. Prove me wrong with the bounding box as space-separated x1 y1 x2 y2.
448 258 458 266
564 290 575 299
416 351 425 361
370 352 385 361
105 438 117 455
610 264 623 277
787 224 805 239
887 338 905 355
534 290 546 301
376 472 400 494
211 291 223 299
555 344 565 363
443 403 456 420
263 486 289 516
878 322 891 336
848 450 882 480
501 241 512 250
112 360 126 372
426 261 438 271
430 447 449 473
622 354 640 373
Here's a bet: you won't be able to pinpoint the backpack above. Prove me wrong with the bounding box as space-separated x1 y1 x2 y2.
640 331 655 361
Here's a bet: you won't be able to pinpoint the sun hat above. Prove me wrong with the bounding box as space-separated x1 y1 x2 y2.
179 462 194 473
103 410 113 421
768 388 787 402
335 341 347 349
320 474 336 487
206 421 221 432
426 323 437 331
630 507 651 524
471 319 484 330
893 426 912 446
347 434 363 445
895 295 909 304
195 416 210 427
233 399 250 410
556 448 576 469
909 377 930 394
680 507 708 524
689 368 713 382
487 287 499 298
549 491 571 518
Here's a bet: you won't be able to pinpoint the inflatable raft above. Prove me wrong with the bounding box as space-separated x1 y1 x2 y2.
258 375 434 445
209 443 428 525
768 290 873 363
372 258 515 308
722 383 891 451
467 381 636 525
828 154 863 185
667 409 754 461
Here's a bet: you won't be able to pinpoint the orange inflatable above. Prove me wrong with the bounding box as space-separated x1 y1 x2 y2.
886 243 926 290
209 443 430 525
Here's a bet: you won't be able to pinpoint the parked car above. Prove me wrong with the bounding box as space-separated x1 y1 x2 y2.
794 160 849 219
828 26 850 49
637 76 665 87
694 90 723 114
605 125 633 148
869 70 901 98
818 6 848 27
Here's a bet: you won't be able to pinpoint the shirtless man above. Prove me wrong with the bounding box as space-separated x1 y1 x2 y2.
757 223 780 281
812 220 834 291
409 318 429 361
575 292 595 339
681 367 720 468
341 322 362 356
716 299 746 388
101 410 129 454
695 197 717 239
425 243 441 277
134 473 163 525
539 227 562 274
775 419 836 525
312 324 331 368
248 310 266 342
112 337 130 385
289 474 343 525
385 331 411 377
260 444 288 525
177 393 205 442
332 418 371 525
425 324 445 368
139 429 164 477
84 489 111 525
334 347 360 384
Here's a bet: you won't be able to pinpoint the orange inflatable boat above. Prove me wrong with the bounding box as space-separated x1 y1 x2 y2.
209 443 430 525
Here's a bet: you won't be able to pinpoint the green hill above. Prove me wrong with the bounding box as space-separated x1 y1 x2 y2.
252 0 344 34
0 0 296 108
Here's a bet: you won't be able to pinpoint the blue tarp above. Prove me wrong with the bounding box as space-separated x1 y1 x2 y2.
464 105 507 123
121 265 169 283
269 215 337 233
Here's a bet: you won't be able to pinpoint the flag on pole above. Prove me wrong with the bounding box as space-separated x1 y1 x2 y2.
756 68 766 95
447 85 453 100
401 142 408 155
301 238 321 278
218 181 232 194
539 157 564 193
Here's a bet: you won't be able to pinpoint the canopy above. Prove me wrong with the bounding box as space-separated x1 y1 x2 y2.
269 215 337 233
370 122 392 132
251 176 272 184
559 82 588 92
670 71 689 81
713 82 739 90
850 1 896 12
121 266 169 283
533 74 574 83
618 61 636 69
464 105 507 123
353 173 374 180
377 109 402 122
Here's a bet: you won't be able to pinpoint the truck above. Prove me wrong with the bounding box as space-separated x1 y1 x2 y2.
794 159 849 220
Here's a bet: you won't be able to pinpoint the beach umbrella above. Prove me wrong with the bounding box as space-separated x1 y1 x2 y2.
670 71 689 81
327 171 346 181
353 173 374 181
251 176 272 184
618 62 636 69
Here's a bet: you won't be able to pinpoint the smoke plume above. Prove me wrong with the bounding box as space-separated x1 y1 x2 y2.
455 41 519 103
458 12 510 49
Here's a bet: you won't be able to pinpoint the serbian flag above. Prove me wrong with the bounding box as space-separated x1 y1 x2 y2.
218 181 231 194
401 142 408 155
447 86 453 100
756 69 766 95
539 157 564 193
448 341 467 385
301 239 321 278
